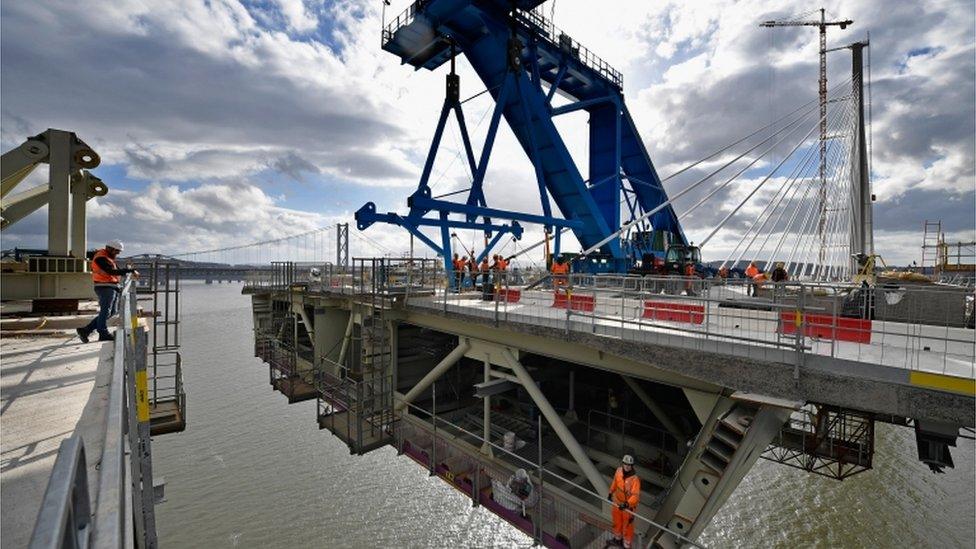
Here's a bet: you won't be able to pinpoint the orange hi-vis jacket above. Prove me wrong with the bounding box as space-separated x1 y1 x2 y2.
551 262 569 275
479 259 490 272
497 258 508 271
91 248 120 285
745 264 759 278
452 258 464 271
609 467 640 510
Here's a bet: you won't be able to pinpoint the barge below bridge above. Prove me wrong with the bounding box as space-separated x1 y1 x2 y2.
244 259 974 548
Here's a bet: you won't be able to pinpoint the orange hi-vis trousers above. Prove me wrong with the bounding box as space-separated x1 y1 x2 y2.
612 506 635 547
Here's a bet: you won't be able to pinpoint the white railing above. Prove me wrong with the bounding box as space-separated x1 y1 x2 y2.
30 275 160 548
413 273 975 379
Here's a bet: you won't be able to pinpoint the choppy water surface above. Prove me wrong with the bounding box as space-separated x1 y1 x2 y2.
155 282 974 548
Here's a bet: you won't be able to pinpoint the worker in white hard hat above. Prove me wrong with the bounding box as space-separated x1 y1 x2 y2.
77 240 138 343
607 454 641 548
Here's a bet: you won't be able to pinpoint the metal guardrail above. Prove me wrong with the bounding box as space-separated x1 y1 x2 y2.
245 258 442 297
397 398 706 549
132 259 186 435
517 8 624 88
246 259 976 378
29 275 160 548
419 272 976 379
28 437 91 549
381 1 623 89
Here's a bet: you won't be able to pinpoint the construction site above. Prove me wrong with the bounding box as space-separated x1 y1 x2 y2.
1 1 974 548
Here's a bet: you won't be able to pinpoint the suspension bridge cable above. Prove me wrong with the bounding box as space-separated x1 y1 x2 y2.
789 137 852 277
351 229 393 255
675 100 821 221
710 82 852 267
812 113 858 279
722 117 835 271
660 78 850 183
698 104 831 248
171 225 332 258
757 99 856 268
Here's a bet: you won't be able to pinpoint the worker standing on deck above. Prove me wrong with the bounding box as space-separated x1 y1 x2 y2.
479 256 491 297
452 253 465 293
77 240 138 343
770 261 788 303
551 256 569 289
683 262 697 296
771 261 789 283
745 261 760 296
607 454 640 548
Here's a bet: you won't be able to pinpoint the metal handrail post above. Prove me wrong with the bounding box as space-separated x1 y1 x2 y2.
430 380 437 476
535 414 544 547
794 283 806 381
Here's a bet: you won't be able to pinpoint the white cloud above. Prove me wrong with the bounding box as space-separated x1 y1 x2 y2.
1 0 972 268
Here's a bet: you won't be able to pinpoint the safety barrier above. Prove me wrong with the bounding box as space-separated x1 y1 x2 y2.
496 288 522 303
779 311 873 343
552 291 596 312
642 301 705 324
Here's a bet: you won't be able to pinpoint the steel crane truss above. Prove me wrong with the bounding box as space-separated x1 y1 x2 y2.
357 0 687 279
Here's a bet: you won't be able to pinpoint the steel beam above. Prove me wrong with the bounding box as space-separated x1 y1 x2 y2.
621 375 685 440
70 172 88 259
336 311 355 367
397 339 470 411
291 301 314 339
501 348 609 495
47 130 72 256
550 95 614 117
1 185 49 230
409 194 583 230
482 357 493 455
1 137 47 198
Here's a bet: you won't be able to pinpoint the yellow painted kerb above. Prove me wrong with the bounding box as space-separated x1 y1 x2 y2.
909 371 976 396
135 370 150 422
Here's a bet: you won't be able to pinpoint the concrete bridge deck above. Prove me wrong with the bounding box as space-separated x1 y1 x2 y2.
258 280 975 427
0 334 113 548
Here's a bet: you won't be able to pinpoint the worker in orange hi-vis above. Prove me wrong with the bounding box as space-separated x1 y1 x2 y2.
551 256 569 289
451 253 465 293
607 454 640 548
752 271 768 296
683 262 697 296
479 256 491 293
745 261 761 296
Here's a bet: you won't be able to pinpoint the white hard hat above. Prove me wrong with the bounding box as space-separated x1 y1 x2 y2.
106 240 124 252
622 454 635 465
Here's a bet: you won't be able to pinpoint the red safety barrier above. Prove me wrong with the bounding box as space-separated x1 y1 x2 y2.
779 311 872 343
495 288 522 303
642 301 705 324
552 291 596 312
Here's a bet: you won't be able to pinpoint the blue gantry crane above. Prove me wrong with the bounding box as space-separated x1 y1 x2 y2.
355 0 689 279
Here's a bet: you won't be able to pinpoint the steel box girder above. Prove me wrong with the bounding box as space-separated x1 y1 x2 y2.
408 190 582 230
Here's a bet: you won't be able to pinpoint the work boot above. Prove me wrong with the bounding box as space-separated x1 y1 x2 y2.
97 332 115 342
76 328 90 344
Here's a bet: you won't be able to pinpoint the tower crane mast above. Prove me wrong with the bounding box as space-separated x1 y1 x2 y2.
761 8 852 267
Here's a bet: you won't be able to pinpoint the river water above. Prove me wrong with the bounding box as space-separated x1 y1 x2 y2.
155 282 974 548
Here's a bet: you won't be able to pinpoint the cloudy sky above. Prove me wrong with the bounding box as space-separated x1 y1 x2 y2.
1 0 973 265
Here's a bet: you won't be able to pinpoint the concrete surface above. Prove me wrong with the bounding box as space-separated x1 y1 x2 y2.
1 332 113 548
